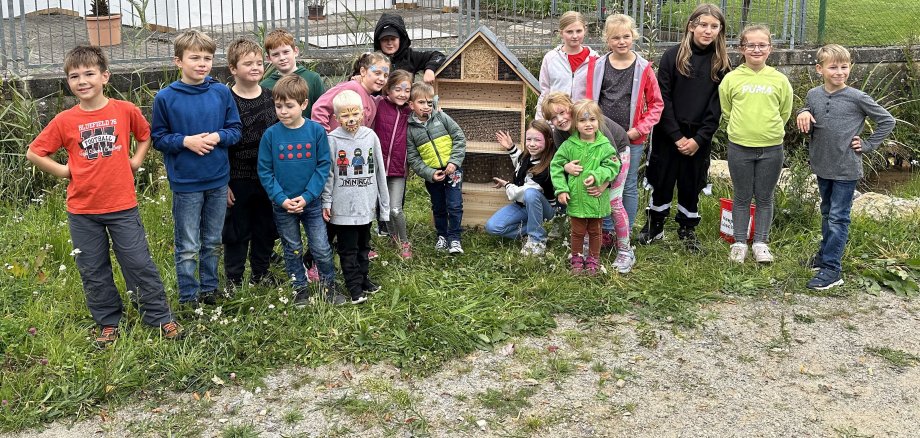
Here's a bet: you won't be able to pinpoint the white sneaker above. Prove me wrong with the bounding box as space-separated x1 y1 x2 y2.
521 237 546 256
448 240 464 254
612 249 636 274
435 236 448 251
751 242 774 263
729 243 748 263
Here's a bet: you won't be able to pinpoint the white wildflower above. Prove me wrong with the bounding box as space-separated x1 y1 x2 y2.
69 248 82 256
137 167 145 173
278 296 289 304
194 307 204 316
59 264 66 272
268 304 275 309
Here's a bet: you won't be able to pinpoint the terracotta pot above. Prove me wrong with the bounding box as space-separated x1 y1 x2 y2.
86 14 122 47
307 5 326 20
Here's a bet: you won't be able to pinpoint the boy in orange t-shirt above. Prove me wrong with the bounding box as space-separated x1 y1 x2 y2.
26 46 182 346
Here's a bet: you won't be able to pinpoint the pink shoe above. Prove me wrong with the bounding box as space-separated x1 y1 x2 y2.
368 250 379 260
570 254 585 275
399 242 413 259
600 231 615 249
584 256 600 276
306 264 320 282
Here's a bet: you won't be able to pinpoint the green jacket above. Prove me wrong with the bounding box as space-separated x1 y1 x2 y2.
406 111 466 182
261 65 326 120
718 64 793 147
550 132 620 218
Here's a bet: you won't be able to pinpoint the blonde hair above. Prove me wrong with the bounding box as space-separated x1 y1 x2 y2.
558 11 587 32
816 44 851 65
264 29 296 52
332 89 363 113
174 30 216 58
226 38 263 68
272 74 309 103
604 14 639 40
739 24 772 46
64 45 108 75
540 91 574 121
570 99 606 136
409 81 434 100
676 3 731 81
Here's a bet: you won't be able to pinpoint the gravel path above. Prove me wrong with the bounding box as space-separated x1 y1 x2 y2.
7 292 920 437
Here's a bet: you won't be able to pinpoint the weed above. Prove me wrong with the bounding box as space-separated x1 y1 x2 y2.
866 346 920 369
283 409 304 424
833 425 874 438
222 423 259 438
765 314 792 354
793 313 815 324
476 386 536 418
636 321 659 349
590 361 608 373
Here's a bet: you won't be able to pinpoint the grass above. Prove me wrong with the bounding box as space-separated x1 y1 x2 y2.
0 169 918 431
865 346 920 369
476 386 536 418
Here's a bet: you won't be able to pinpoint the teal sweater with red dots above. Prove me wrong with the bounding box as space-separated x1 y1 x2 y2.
257 119 331 207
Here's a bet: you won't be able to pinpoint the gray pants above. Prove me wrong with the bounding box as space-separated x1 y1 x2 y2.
383 176 408 242
68 207 173 327
727 142 784 244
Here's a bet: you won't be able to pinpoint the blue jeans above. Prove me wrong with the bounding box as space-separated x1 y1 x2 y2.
816 177 857 273
172 187 227 303
484 189 555 242
425 169 464 241
272 199 335 289
623 144 644 228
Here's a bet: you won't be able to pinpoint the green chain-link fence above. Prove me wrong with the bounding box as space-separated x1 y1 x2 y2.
809 0 919 47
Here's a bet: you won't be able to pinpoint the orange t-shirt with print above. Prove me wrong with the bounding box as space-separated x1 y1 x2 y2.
28 99 150 214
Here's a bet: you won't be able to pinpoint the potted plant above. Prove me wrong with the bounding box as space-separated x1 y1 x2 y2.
85 0 122 46
306 0 327 20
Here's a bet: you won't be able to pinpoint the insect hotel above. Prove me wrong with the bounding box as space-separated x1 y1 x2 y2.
433 26 540 226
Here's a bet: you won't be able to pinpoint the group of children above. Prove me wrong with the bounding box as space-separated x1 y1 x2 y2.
28 6 895 346
510 4 894 288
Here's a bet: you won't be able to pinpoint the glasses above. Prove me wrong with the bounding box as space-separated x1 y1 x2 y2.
743 43 771 51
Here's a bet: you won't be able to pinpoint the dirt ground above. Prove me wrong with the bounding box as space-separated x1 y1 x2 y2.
7 292 920 437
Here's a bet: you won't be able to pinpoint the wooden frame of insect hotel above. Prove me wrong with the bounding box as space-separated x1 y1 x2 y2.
433 26 540 226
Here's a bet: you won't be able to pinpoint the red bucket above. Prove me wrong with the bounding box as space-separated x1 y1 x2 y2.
719 198 755 243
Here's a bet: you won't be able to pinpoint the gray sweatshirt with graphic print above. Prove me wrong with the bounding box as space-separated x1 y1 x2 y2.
321 126 390 225
801 86 895 180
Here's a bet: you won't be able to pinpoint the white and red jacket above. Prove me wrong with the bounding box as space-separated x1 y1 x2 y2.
588 51 664 145
534 45 600 119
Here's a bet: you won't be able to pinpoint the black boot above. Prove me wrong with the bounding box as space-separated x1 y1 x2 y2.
677 225 702 253
636 211 665 245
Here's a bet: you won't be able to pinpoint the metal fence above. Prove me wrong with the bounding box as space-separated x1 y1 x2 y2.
0 0 833 76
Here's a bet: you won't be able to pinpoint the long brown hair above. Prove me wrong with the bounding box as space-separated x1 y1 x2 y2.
676 3 731 81
523 119 556 175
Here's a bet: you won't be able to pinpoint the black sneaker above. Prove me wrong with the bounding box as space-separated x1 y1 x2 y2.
362 279 381 295
321 284 349 306
636 217 664 245
677 226 702 254
806 268 844 290
293 288 311 308
199 290 218 306
350 291 368 305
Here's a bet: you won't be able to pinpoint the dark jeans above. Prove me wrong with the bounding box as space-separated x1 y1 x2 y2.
272 200 336 289
223 179 276 284
330 223 371 298
816 177 857 273
424 169 464 241
68 207 173 327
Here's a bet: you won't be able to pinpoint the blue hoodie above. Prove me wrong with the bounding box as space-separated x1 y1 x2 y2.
151 77 242 192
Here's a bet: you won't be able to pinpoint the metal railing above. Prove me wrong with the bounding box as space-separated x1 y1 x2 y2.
1 0 813 76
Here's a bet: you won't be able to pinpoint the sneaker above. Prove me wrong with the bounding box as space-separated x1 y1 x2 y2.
362 279 382 295
95 326 119 346
636 218 664 245
293 288 311 308
435 236 448 252
199 290 218 306
677 226 702 253
306 264 320 283
600 231 615 249
399 242 413 259
751 242 774 264
448 240 464 254
350 292 368 305
322 285 349 306
570 254 585 275
521 237 546 256
584 256 601 276
368 250 379 260
806 268 844 290
612 250 636 274
160 321 184 340
729 243 748 263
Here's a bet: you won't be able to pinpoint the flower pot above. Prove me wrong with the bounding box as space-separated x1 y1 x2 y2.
86 14 122 47
307 5 326 20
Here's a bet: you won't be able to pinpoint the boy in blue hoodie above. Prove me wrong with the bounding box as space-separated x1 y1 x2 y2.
152 30 242 309
258 74 348 307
